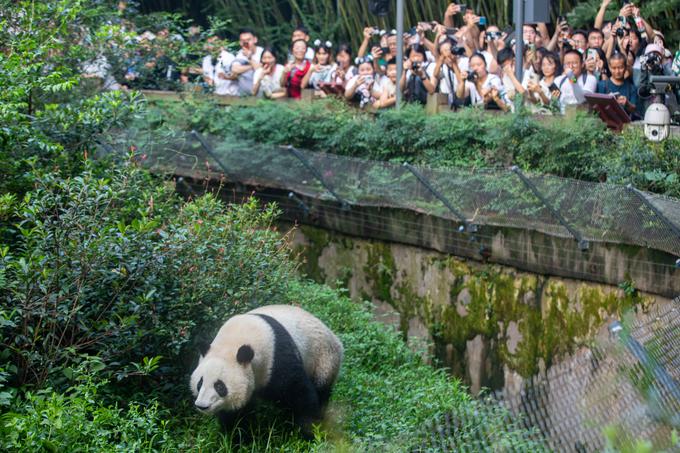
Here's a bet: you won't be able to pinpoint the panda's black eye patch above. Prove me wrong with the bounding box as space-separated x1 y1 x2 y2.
214 380 228 397
197 377 203 392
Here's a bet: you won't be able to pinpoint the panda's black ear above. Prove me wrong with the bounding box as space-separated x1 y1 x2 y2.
197 340 211 357
237 345 254 364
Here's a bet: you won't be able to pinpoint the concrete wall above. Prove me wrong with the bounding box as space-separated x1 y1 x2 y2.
289 224 673 394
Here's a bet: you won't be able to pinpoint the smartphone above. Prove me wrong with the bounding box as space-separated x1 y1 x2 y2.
478 16 487 30
459 3 467 13
587 48 597 60
548 82 559 92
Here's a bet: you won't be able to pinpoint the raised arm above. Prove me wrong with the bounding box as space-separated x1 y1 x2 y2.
358 27 374 58
595 0 612 30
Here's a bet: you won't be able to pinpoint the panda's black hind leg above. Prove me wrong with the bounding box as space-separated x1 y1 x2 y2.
316 385 332 409
288 378 322 440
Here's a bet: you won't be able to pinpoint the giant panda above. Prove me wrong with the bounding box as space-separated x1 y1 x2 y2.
190 304 343 438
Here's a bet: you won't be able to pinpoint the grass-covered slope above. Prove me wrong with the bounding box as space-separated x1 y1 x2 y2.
1 278 546 452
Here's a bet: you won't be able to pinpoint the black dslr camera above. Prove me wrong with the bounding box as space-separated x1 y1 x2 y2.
452 46 467 56
466 71 478 82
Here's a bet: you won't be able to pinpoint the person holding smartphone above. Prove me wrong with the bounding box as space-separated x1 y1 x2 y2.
525 51 565 109
596 52 638 118
563 49 597 94
302 40 336 94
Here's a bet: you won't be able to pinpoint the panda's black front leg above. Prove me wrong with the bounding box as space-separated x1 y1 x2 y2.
217 403 256 445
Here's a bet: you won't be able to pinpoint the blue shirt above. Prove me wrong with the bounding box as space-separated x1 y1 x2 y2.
596 79 638 118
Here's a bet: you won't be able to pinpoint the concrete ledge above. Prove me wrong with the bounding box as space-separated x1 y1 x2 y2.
174 174 680 298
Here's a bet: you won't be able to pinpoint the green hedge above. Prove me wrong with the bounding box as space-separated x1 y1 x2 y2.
141 99 680 198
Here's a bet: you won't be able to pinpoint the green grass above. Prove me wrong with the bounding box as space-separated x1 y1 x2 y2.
1 279 546 452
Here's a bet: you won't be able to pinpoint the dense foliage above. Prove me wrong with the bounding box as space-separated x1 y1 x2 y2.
140 98 680 197
0 162 294 390
139 0 680 51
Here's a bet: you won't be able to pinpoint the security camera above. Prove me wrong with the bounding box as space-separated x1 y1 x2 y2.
643 102 670 142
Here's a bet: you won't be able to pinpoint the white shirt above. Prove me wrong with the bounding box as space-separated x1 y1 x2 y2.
308 63 337 89
427 63 461 96
235 46 264 63
202 54 219 82
82 55 120 90
577 73 597 93
466 73 508 106
376 75 396 97
253 64 285 96
214 50 239 96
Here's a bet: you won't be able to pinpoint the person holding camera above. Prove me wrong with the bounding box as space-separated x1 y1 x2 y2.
252 47 285 98
231 28 264 96
400 44 437 105
302 40 337 94
429 38 468 108
596 52 638 118
459 52 510 111
212 44 240 96
282 39 311 99
345 56 381 109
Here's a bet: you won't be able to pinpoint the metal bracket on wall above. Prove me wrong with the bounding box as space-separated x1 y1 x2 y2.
511 166 589 251
284 145 350 211
190 130 232 177
403 163 476 234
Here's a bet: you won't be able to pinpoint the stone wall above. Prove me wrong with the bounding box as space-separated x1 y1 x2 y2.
289 224 673 394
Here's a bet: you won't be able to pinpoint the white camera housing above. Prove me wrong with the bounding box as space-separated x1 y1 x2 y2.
643 102 671 142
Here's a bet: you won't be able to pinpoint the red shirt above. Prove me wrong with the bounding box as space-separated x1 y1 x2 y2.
286 60 311 99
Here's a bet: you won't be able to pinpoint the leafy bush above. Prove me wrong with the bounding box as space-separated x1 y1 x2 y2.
141 99 612 178
605 127 680 198
0 360 183 453
0 160 295 390
0 0 144 196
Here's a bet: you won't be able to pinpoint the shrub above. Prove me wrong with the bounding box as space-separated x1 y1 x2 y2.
0 160 295 390
0 361 182 453
141 100 618 180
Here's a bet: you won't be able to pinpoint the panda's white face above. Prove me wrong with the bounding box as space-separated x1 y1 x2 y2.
190 347 255 415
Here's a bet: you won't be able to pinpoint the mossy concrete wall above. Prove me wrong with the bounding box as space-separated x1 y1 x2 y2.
289 224 672 394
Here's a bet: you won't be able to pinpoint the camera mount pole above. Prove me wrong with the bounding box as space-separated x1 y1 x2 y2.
514 0 524 82
396 0 404 109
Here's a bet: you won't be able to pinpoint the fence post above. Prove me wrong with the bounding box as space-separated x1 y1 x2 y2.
511 166 589 251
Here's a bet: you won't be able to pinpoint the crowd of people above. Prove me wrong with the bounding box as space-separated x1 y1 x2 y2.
86 1 679 118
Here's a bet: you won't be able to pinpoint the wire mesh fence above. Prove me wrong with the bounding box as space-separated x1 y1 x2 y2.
103 128 680 260
417 299 680 452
